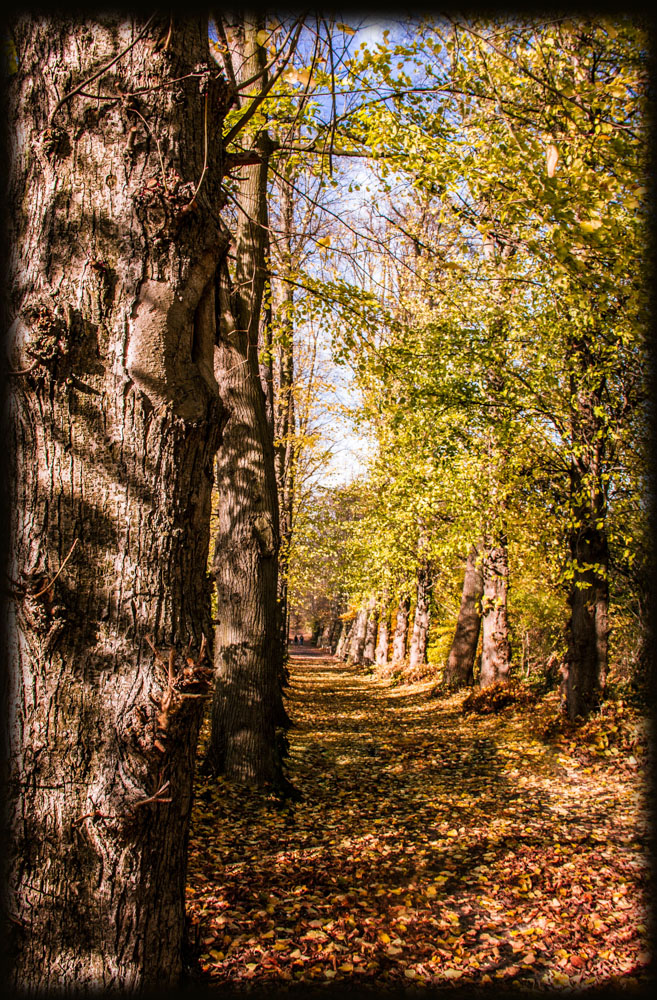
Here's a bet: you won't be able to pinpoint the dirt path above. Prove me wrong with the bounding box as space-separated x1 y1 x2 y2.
186 652 650 993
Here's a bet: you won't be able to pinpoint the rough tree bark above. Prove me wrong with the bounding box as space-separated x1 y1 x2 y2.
207 14 289 788
409 560 432 671
4 15 228 989
391 593 411 663
479 533 511 688
443 546 483 689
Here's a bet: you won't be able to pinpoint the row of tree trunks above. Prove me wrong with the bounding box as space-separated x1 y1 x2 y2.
5 15 229 990
443 539 511 690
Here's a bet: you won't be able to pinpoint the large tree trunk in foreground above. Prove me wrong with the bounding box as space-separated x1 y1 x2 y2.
391 593 411 663
479 534 511 688
4 16 227 989
207 16 289 788
409 560 432 670
443 546 483 689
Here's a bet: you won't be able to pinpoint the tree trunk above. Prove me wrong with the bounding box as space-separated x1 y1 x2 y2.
273 165 297 664
318 623 330 647
443 546 483 689
207 15 288 788
391 593 411 663
362 597 379 667
334 619 351 660
479 534 511 688
341 625 354 661
562 462 609 719
375 601 390 666
409 561 432 670
558 333 611 720
348 605 369 664
5 15 228 989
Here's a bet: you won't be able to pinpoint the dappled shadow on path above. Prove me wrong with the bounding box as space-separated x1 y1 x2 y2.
186 654 650 995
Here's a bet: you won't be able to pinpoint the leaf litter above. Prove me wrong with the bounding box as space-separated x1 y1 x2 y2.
186 652 651 994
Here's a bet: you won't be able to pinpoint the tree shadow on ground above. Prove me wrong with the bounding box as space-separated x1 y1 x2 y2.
186 654 651 996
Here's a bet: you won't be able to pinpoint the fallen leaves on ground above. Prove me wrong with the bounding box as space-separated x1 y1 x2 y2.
186 653 651 993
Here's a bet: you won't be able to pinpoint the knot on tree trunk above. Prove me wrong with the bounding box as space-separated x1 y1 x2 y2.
252 511 277 558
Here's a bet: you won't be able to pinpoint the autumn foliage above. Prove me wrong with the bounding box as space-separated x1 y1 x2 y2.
185 651 650 993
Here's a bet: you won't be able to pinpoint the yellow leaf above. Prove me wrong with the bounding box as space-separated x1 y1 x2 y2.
425 886 437 898
378 931 391 944
256 29 269 47
336 22 356 34
338 962 354 972
317 236 331 248
5 37 18 75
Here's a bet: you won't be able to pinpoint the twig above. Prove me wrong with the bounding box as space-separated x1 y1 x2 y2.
74 809 116 825
126 105 170 194
145 633 168 667
132 780 171 808
6 358 39 376
222 17 305 148
30 538 79 599
186 91 209 209
51 14 157 123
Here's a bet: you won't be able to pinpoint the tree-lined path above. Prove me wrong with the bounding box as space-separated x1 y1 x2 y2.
186 651 650 993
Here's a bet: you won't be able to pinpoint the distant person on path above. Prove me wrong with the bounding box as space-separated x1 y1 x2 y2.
299 635 304 646
293 635 298 645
